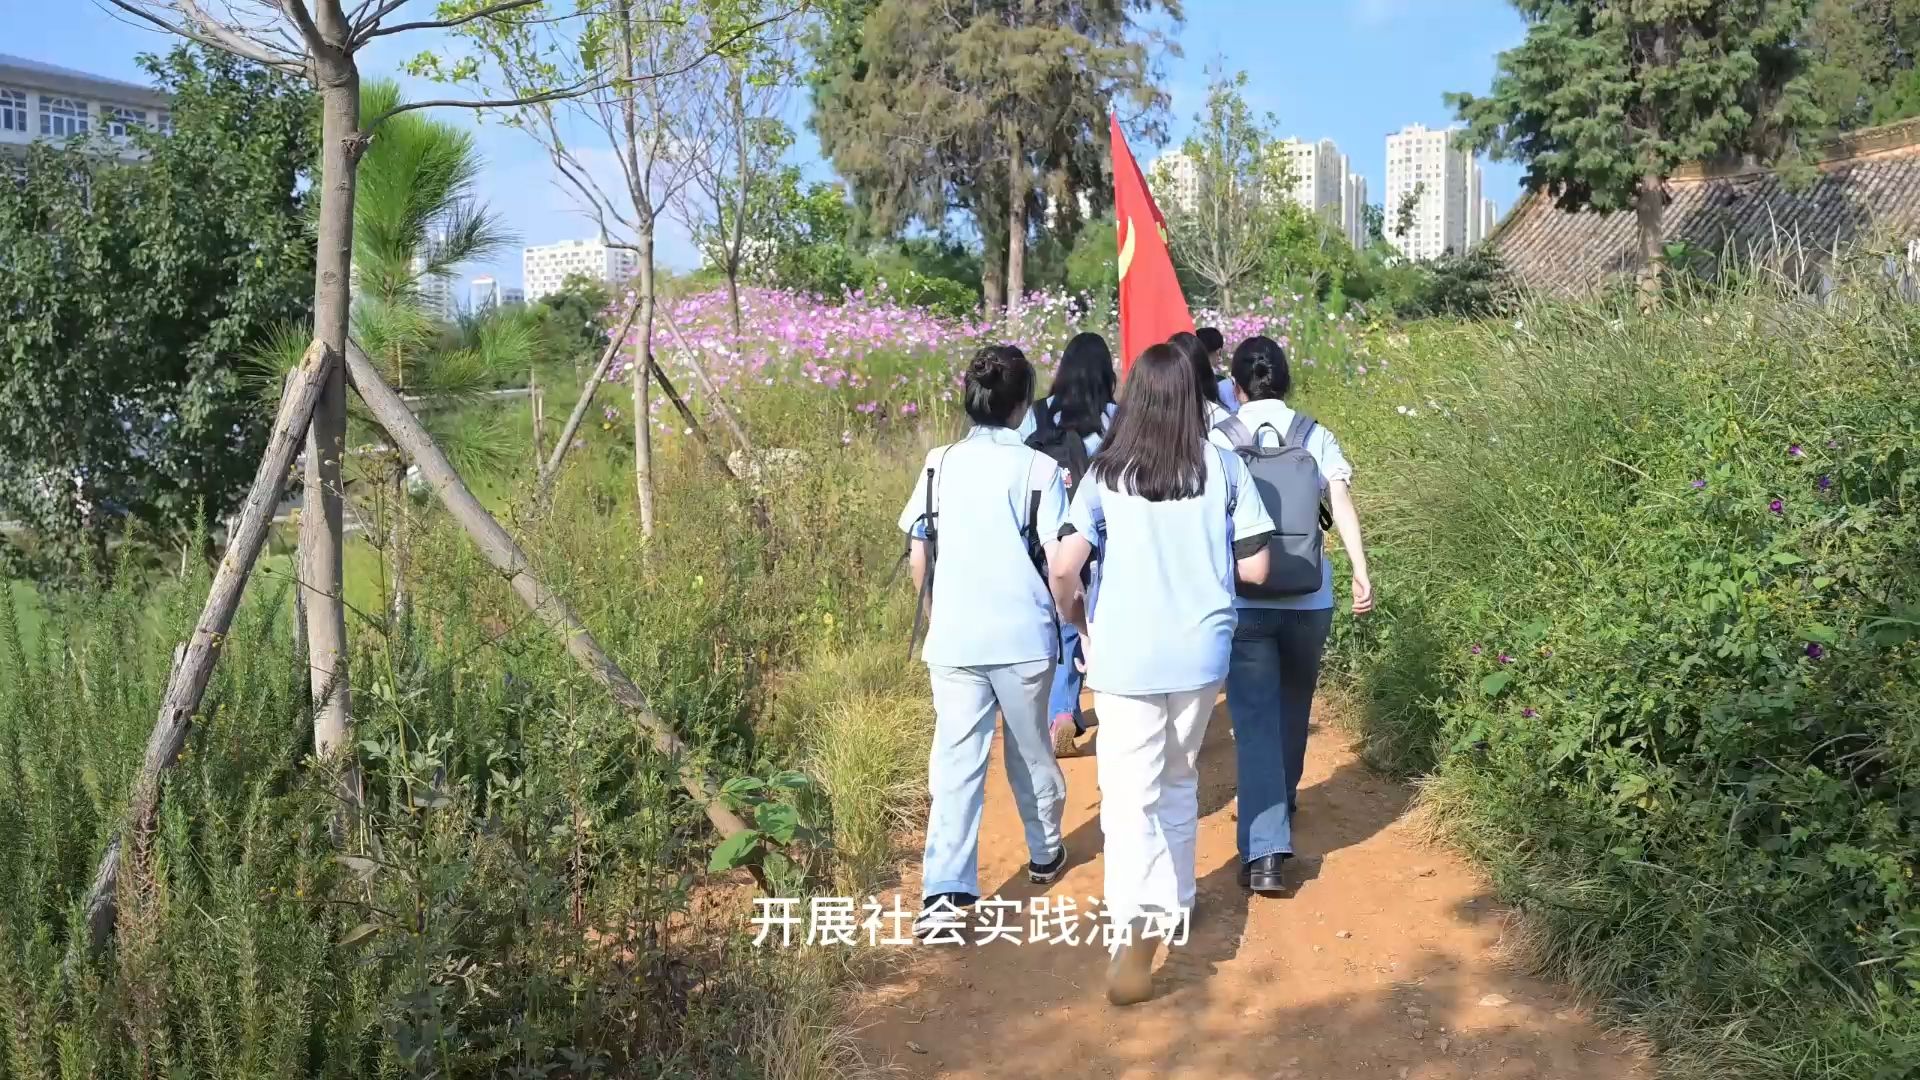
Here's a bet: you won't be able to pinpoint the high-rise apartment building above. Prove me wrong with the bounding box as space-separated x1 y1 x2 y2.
1 54 172 163
522 238 637 303
1384 123 1484 261
1344 171 1369 249
1149 150 1200 214
1278 137 1345 224
470 275 524 312
1479 198 1498 243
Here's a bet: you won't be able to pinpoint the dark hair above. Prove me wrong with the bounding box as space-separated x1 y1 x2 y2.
1168 331 1221 406
963 344 1034 427
1196 327 1225 355
1044 332 1116 437
1230 335 1291 401
1090 344 1207 501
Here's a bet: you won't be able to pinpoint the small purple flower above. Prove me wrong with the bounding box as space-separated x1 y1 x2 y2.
1498 652 1514 664
1787 443 1804 458
1769 498 1785 514
1469 644 1483 656
1521 707 1538 719
1817 474 1833 491
1691 478 1707 490
1805 642 1825 660
1826 438 1841 449
899 401 919 417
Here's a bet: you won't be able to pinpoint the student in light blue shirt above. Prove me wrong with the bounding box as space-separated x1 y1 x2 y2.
1208 334 1374 897
900 345 1070 939
1048 343 1275 1006
1171 331 1234 428
1198 327 1240 413
1012 332 1119 756
1013 332 1119 456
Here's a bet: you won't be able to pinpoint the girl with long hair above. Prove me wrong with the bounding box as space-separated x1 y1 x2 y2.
1048 344 1275 1005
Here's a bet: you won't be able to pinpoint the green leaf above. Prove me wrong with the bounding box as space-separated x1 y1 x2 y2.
338 922 382 948
1770 552 1805 566
756 802 800 844
1802 624 1838 643
769 770 813 791
1480 671 1512 697
708 829 762 873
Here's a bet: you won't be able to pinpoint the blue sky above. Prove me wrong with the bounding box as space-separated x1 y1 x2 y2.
19 1 1527 291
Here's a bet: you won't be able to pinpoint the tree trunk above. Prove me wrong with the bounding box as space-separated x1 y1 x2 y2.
304 62 361 794
982 241 1006 318
541 299 642 490
1006 131 1027 314
724 271 744 344
78 342 334 961
341 342 757 851
632 232 658 539
1636 171 1665 306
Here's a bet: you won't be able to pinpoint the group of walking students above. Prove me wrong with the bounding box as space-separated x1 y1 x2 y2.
900 326 1374 1007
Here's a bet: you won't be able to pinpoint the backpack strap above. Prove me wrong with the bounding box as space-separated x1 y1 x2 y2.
1212 444 1240 517
1213 414 1255 449
1283 410 1318 450
907 446 954 657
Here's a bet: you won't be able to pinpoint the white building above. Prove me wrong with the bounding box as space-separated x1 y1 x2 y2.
1277 137 1345 224
1149 150 1200 214
1344 171 1370 249
470 275 523 311
1479 198 1498 245
1384 123 1482 261
522 237 636 303
0 54 171 162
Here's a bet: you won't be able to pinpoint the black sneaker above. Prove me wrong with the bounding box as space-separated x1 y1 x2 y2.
1028 847 1067 885
912 892 978 941
1244 853 1291 896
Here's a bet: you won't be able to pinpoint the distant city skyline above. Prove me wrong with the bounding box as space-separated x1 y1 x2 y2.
6 1 1533 290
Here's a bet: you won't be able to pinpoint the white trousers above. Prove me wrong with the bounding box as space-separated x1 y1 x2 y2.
1093 682 1220 932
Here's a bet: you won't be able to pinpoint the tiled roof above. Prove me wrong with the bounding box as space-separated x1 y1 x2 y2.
1490 118 1920 294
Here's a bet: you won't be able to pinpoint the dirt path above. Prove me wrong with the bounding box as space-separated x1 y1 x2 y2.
852 697 1651 1079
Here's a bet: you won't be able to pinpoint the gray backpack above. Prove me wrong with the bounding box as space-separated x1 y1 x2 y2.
1214 412 1330 598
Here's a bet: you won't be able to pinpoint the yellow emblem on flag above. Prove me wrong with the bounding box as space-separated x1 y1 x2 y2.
1117 215 1137 281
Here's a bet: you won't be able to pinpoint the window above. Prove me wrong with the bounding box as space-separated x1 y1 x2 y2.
40 96 88 137
0 88 25 132
105 105 147 137
155 109 172 134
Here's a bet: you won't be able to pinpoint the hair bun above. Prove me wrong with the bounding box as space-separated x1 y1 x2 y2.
968 350 1007 383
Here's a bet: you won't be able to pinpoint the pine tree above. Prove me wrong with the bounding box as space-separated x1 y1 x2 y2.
1450 0 1824 299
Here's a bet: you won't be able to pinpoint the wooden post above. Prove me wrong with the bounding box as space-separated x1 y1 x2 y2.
530 367 545 464
541 300 642 491
648 354 773 534
342 341 754 847
78 341 335 959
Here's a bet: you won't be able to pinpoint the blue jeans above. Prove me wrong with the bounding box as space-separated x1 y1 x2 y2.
1048 621 1087 732
1224 606 1333 863
923 659 1066 898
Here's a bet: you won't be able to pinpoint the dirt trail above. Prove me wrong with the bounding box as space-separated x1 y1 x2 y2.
852 697 1651 1079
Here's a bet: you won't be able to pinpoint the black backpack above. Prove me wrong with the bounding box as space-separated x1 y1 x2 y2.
1024 401 1093 501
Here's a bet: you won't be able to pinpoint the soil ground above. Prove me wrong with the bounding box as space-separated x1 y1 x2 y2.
851 695 1652 1079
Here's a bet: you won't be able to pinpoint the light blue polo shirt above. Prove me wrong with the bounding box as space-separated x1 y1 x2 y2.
1217 377 1241 413
899 426 1067 668
1208 398 1353 611
1066 445 1275 696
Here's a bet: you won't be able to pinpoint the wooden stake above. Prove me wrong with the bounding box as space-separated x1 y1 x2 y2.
540 299 642 490
342 341 754 847
78 341 335 959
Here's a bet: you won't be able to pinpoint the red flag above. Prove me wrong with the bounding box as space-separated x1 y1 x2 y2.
1110 113 1193 375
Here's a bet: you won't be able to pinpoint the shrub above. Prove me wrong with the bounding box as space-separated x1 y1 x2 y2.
1307 270 1920 1075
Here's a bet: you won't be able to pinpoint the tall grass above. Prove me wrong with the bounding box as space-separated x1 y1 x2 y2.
0 386 935 1076
1304 268 1920 1076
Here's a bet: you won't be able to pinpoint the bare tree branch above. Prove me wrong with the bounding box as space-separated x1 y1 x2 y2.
355 0 545 43
95 0 307 72
360 72 604 131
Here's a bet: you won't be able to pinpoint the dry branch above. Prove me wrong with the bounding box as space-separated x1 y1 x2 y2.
541 298 643 489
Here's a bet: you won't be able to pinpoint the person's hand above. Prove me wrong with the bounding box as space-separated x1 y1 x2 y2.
1350 570 1374 616
1074 627 1091 673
